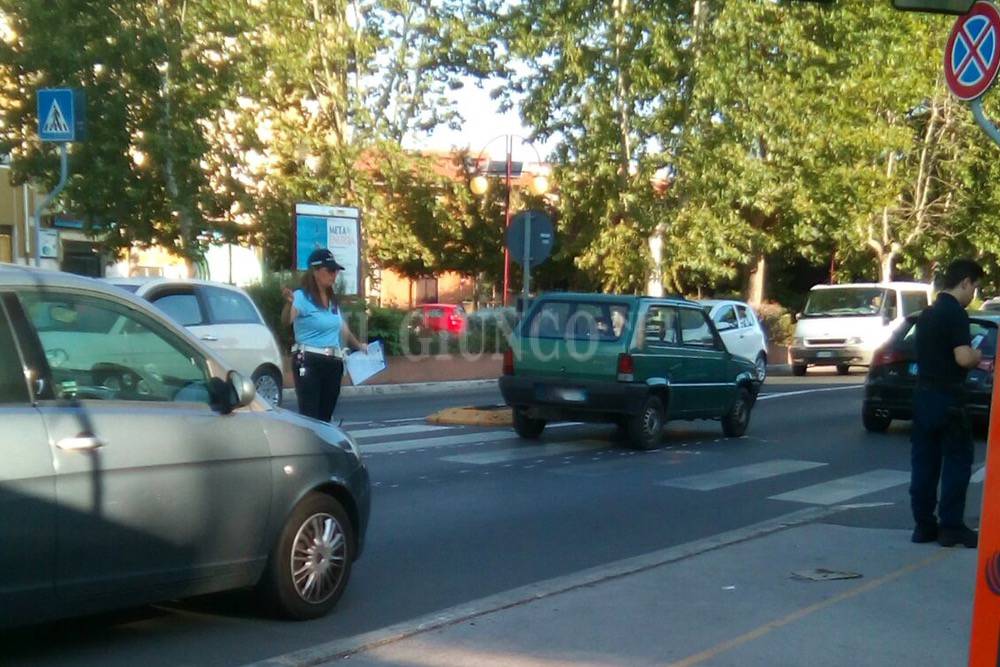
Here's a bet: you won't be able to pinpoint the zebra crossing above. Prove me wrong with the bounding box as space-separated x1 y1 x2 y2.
342 417 983 507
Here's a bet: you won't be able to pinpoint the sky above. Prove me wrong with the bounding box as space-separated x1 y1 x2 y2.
403 78 559 163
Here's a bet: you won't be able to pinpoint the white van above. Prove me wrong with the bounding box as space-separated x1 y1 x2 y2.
790 282 933 376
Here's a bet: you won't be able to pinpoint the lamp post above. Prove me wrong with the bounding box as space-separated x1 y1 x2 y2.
468 135 550 306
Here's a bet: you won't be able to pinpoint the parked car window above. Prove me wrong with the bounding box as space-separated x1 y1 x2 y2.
425 307 445 318
152 292 205 327
525 300 630 341
901 291 929 316
20 293 211 404
714 305 739 331
643 306 679 346
203 286 261 325
735 305 752 328
0 303 29 403
679 308 717 348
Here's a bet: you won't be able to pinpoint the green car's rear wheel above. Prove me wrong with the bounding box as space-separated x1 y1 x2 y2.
628 395 664 450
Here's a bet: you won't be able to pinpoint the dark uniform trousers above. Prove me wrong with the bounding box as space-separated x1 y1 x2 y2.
909 386 974 529
292 352 344 423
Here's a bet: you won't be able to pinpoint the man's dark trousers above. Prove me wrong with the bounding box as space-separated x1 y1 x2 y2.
909 386 974 529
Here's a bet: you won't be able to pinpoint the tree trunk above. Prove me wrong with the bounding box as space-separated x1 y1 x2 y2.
647 223 665 297
747 254 765 306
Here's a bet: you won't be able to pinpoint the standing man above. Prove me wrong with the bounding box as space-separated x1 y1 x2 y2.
910 258 984 548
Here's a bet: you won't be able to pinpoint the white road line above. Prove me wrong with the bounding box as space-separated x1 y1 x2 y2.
658 460 827 491
757 385 864 401
361 430 519 454
442 440 608 465
769 469 910 505
972 465 986 484
351 424 453 439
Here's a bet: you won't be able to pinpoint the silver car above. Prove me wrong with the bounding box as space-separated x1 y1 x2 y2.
0 264 370 627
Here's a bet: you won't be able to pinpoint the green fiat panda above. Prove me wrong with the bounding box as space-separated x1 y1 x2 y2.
499 293 761 449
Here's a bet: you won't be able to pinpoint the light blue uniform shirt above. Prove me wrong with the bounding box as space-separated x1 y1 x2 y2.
292 289 343 349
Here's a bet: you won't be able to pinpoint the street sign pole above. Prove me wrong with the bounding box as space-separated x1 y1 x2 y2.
522 211 532 300
33 143 68 266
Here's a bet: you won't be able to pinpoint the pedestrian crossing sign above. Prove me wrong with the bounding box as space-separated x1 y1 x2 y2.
37 88 85 142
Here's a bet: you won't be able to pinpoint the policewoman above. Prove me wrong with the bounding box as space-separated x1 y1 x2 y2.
282 248 367 422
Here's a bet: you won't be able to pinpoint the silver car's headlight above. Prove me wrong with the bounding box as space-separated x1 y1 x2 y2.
846 337 864 346
793 337 804 347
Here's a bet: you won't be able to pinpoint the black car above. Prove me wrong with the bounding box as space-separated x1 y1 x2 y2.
862 312 998 432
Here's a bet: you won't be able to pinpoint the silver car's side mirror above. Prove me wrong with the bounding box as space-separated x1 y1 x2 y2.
228 370 256 409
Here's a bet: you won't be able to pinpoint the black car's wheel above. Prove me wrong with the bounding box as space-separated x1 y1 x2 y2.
792 364 807 377
513 407 546 439
862 408 891 433
836 363 851 376
259 493 353 620
628 395 664 450
722 388 753 438
754 352 767 382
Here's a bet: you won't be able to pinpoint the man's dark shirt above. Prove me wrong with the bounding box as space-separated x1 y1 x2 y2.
916 292 971 388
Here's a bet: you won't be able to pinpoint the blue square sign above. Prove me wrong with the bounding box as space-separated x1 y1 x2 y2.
37 88 85 142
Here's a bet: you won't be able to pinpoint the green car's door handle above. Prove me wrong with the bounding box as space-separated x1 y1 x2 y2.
56 435 105 451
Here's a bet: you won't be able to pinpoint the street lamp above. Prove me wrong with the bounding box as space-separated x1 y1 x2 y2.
467 135 550 306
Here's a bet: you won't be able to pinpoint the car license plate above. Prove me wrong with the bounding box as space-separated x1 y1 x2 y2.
909 363 918 376
555 388 587 402
817 351 833 358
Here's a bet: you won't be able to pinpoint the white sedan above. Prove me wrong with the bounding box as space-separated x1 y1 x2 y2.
106 278 286 406
700 299 769 381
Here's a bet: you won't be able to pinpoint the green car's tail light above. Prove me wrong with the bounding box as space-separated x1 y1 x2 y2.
617 353 634 382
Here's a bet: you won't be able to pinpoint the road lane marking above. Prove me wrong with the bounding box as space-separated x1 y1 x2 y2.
351 424 453 439
757 385 863 401
769 469 910 505
441 440 608 465
658 459 827 491
360 431 519 454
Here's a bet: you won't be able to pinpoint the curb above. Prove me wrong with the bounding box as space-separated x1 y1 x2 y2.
281 378 498 403
240 505 845 667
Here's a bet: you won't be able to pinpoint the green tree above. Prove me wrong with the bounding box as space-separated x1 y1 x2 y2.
0 0 255 266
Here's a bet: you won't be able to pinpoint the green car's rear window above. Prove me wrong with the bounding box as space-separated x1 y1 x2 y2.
524 300 631 341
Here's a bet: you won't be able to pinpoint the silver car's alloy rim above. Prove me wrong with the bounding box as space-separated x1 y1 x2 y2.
255 374 281 406
291 513 346 604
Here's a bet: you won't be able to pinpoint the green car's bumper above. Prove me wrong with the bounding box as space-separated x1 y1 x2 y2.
499 375 652 419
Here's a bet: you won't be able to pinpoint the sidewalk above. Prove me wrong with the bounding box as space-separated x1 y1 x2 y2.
248 509 977 667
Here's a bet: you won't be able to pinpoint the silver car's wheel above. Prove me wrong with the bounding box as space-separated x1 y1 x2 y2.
259 494 354 619
290 513 348 605
253 368 283 407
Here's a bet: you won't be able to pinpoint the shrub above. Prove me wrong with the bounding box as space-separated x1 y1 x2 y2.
244 272 298 352
754 301 795 345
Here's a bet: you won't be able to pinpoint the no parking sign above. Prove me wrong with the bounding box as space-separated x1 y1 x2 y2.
945 1 1000 99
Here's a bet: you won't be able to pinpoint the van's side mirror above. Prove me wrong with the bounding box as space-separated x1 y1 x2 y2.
794 312 802 323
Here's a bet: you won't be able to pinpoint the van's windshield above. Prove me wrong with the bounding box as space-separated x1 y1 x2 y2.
802 287 887 318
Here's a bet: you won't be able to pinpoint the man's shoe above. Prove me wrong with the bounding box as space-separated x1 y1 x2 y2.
938 525 978 548
911 523 939 543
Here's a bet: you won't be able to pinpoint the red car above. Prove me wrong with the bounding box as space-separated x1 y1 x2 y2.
413 303 467 335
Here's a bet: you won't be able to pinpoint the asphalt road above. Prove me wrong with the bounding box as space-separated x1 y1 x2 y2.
3 371 988 666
